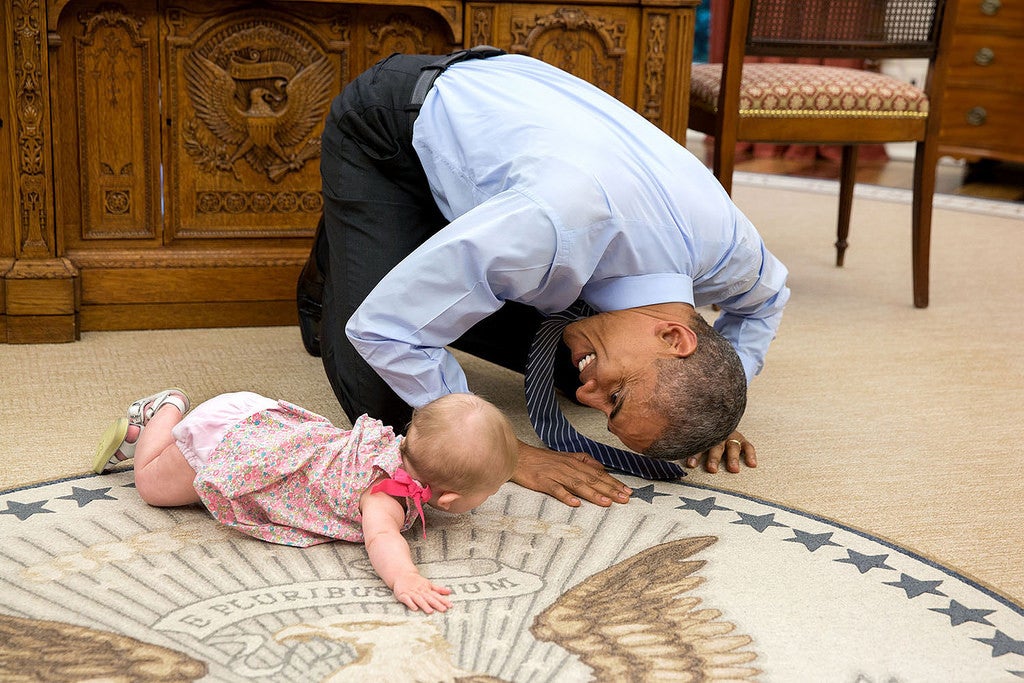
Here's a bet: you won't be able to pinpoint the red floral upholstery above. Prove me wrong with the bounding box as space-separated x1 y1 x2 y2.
691 63 929 118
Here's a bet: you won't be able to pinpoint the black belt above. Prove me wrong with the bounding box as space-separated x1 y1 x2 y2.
407 45 506 122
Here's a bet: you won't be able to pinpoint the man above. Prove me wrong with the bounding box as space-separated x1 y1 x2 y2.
297 48 789 508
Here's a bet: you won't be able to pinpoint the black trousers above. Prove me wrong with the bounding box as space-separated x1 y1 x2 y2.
315 53 576 431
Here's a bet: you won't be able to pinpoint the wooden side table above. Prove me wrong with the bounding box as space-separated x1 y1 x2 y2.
938 0 1024 164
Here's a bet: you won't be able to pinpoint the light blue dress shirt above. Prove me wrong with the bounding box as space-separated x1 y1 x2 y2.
346 54 789 407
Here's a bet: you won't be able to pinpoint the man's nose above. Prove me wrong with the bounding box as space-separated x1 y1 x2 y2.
575 380 608 414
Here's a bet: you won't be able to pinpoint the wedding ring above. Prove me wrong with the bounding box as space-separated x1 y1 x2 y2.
727 439 743 447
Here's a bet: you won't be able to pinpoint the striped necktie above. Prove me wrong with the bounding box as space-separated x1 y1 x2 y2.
524 302 686 480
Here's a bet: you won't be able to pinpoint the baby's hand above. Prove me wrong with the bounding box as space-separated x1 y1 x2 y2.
392 573 453 613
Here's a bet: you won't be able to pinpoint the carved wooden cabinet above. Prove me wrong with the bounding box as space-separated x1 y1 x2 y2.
938 0 1024 163
1 0 697 343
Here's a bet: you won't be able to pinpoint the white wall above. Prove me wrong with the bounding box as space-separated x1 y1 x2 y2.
880 59 930 161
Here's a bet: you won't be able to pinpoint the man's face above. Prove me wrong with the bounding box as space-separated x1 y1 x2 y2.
561 311 670 453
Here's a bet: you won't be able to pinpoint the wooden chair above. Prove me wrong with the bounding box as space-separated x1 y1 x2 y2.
689 0 956 307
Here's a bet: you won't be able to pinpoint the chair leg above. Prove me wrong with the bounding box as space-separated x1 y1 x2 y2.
835 145 858 267
711 130 737 196
911 139 938 308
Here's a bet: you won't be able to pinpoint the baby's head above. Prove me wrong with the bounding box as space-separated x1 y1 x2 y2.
400 393 518 514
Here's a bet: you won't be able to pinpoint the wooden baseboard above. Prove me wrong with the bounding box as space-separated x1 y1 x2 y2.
5 314 79 343
2 258 80 343
80 300 298 332
2 254 305 342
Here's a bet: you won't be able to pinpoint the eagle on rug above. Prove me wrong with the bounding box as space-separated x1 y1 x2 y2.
532 537 759 681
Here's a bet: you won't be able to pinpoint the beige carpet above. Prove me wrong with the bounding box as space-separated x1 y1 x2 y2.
2 176 1023 680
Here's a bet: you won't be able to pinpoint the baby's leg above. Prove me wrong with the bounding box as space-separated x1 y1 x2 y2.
133 403 201 507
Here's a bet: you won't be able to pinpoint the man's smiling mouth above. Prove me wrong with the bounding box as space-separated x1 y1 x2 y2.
577 353 596 373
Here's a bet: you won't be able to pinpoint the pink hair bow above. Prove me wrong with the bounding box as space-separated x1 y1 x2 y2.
371 467 432 538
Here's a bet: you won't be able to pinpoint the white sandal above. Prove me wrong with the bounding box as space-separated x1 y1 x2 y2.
92 418 135 474
127 388 190 425
92 389 190 474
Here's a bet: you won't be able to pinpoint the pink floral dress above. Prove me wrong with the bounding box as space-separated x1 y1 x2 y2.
192 401 418 547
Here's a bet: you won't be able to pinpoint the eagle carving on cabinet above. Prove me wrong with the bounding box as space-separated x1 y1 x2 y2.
184 50 334 182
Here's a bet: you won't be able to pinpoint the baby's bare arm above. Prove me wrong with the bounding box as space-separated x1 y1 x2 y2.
360 490 452 613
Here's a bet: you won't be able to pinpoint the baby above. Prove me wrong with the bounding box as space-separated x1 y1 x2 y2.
93 389 518 613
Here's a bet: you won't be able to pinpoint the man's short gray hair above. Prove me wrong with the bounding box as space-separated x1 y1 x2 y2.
643 312 747 460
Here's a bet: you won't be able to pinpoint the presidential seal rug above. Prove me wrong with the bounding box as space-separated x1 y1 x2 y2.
2 471 1023 682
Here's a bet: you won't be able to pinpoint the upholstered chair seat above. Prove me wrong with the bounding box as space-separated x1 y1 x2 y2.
690 63 929 120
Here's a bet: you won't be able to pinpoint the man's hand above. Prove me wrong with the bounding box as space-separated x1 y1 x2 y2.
684 430 756 474
512 440 632 507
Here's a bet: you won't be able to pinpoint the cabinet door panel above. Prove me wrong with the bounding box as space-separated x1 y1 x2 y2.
469 3 641 104
164 2 454 242
165 2 350 242
468 2 693 141
52 0 164 247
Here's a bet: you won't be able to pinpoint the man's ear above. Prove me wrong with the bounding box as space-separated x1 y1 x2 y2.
654 321 698 357
431 491 462 511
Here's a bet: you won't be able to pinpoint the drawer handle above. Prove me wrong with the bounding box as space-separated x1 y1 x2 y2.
979 0 1001 15
966 106 988 126
974 47 995 66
